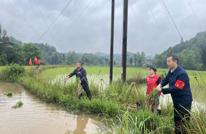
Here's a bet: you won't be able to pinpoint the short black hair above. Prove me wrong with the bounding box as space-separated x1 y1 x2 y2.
76 61 84 65
167 55 179 63
147 65 157 72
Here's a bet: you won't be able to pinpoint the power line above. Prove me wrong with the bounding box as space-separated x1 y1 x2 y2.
66 0 99 29
160 0 184 41
145 0 157 25
37 0 73 42
185 0 205 30
5 0 38 41
46 0 98 45
49 0 110 44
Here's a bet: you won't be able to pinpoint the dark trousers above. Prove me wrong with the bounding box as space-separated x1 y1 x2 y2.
80 82 92 100
174 103 192 134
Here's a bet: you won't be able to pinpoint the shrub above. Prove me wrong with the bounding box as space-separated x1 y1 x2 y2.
1 64 25 82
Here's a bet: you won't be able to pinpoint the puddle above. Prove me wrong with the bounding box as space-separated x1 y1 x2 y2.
0 82 104 134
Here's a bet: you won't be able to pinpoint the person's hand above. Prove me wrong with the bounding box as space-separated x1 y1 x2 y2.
156 84 162 89
66 75 71 79
64 76 69 82
156 85 162 92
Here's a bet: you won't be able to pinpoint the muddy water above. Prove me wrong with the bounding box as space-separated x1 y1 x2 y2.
0 83 104 134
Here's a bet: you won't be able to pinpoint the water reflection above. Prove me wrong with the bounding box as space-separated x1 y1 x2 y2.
73 116 89 134
0 82 103 134
65 116 89 134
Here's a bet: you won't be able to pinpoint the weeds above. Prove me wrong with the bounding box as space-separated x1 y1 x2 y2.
4 92 13 97
20 75 121 117
0 64 25 82
184 112 206 134
111 110 173 134
12 101 23 109
4 65 206 134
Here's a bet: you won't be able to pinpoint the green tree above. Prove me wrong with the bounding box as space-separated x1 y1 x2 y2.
134 52 146 67
22 43 41 65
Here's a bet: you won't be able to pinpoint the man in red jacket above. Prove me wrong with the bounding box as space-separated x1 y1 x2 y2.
146 66 162 114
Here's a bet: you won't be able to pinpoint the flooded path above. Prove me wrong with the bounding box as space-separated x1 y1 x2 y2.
0 82 104 134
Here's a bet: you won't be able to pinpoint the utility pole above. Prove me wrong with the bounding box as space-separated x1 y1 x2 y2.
109 0 115 84
122 0 128 82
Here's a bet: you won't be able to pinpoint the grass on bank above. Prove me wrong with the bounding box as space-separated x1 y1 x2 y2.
39 66 206 104
1 65 206 134
21 69 206 133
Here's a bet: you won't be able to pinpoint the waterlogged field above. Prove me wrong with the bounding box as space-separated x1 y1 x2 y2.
31 65 206 133
1 65 206 133
38 66 206 104
38 66 149 80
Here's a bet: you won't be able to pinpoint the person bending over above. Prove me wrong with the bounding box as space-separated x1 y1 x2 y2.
67 62 92 100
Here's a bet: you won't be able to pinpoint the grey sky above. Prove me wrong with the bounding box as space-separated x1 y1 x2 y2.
0 0 206 56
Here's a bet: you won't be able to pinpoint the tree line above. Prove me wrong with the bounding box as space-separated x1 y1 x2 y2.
154 32 206 70
1 24 206 70
0 25 149 66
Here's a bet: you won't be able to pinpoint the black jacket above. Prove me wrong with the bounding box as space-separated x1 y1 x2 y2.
161 66 193 106
68 67 88 84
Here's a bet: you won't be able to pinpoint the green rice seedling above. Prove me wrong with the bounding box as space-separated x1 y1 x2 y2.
126 73 146 85
160 100 173 116
12 101 23 109
145 89 160 112
4 92 13 97
183 112 206 134
20 74 122 117
111 110 173 134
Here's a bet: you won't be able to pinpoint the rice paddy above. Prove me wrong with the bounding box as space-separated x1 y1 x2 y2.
1 65 206 133
36 66 206 104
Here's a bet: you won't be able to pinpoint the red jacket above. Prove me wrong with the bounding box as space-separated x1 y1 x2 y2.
34 56 40 65
146 74 161 95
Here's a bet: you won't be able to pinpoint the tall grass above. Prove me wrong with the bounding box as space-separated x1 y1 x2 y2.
0 64 25 82
111 110 173 134
184 112 206 134
20 75 121 117
189 72 206 104
13 66 206 133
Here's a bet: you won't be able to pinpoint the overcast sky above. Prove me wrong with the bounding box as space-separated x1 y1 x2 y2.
0 0 206 56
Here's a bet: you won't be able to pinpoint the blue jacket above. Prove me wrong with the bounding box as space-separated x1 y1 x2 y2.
68 67 88 84
161 66 193 106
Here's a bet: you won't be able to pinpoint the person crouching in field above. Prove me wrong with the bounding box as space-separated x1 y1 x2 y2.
66 62 92 100
156 55 193 134
146 66 162 114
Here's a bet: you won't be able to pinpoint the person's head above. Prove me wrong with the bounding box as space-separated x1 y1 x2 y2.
147 65 157 75
166 55 179 70
76 61 82 69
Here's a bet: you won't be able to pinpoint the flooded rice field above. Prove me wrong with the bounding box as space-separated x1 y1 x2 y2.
0 82 104 134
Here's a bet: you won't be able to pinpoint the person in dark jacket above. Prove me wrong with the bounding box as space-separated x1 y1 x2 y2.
67 62 92 100
156 55 193 134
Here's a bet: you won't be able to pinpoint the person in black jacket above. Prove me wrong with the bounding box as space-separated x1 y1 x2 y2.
157 55 193 134
67 62 92 100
